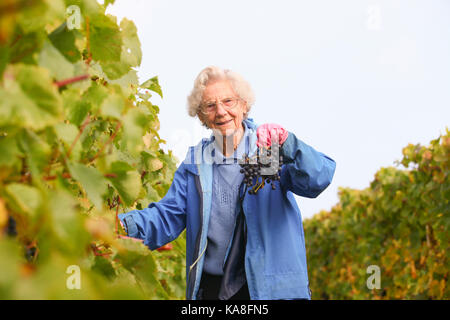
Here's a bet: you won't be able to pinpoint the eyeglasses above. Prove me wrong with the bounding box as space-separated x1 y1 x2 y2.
199 97 242 115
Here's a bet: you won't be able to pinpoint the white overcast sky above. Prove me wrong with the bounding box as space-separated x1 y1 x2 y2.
105 0 450 220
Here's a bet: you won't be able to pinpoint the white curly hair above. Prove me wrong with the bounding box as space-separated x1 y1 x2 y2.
187 66 255 127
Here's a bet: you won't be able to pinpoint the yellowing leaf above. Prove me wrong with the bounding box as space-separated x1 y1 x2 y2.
149 158 163 172
140 76 163 98
90 14 122 62
5 184 42 218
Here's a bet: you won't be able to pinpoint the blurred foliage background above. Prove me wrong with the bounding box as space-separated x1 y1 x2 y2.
304 130 449 299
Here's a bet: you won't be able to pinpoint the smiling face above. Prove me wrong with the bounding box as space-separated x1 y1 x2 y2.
198 80 246 136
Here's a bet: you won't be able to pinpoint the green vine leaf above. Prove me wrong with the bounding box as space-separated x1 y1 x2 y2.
68 162 108 209
141 76 163 99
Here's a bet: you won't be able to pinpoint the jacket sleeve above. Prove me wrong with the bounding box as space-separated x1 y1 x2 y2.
118 162 188 250
279 132 336 198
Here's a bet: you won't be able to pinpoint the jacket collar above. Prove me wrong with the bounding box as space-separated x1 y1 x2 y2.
183 118 258 176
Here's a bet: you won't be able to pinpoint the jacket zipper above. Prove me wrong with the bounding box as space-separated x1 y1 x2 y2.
187 174 204 299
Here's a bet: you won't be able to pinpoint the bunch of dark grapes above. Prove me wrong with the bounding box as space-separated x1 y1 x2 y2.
239 147 283 195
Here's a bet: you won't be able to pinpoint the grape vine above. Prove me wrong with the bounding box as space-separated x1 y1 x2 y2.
0 0 185 299
304 130 449 299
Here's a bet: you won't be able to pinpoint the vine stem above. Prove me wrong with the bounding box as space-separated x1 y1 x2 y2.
88 121 122 163
54 74 89 88
66 115 91 159
43 172 116 181
9 34 22 48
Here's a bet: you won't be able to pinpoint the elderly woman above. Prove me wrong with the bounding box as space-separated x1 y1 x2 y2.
119 66 336 300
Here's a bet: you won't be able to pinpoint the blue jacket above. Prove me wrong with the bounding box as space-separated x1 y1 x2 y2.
118 118 336 300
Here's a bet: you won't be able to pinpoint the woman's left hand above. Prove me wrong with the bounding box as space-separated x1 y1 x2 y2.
256 123 289 148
